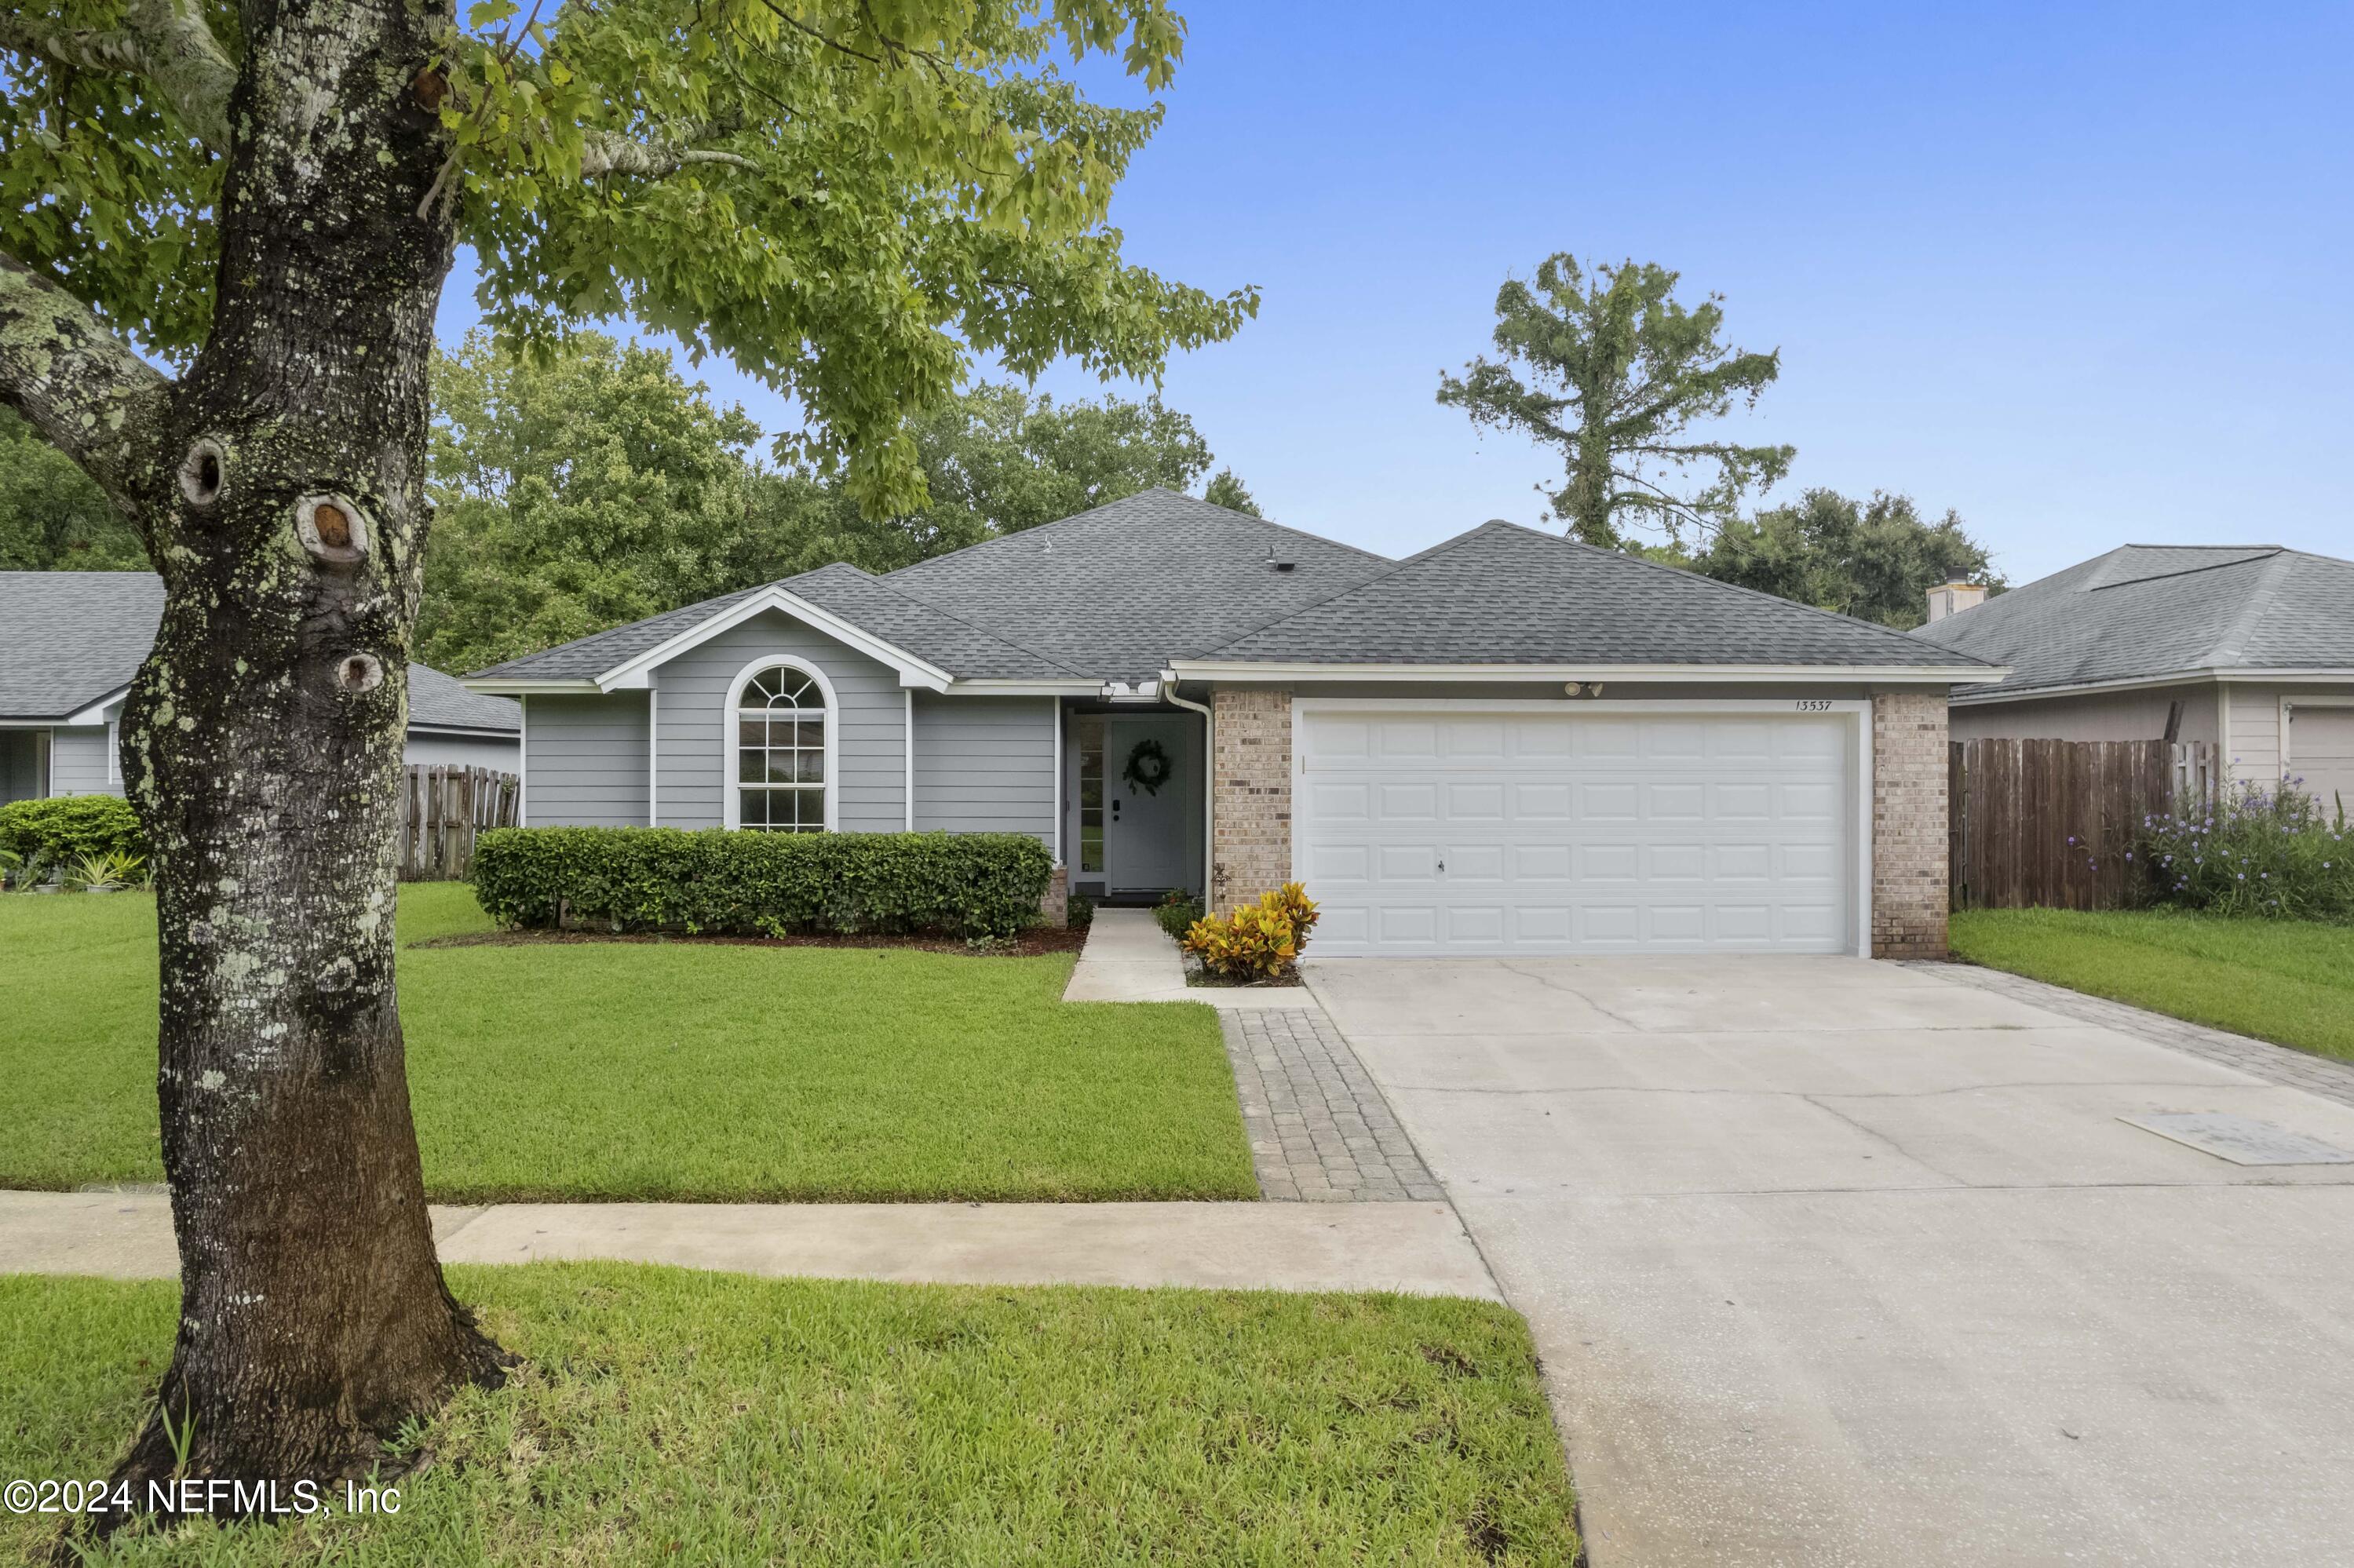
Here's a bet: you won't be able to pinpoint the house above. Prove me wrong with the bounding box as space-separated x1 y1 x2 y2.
0 571 521 805
467 490 2002 958
1911 545 2354 813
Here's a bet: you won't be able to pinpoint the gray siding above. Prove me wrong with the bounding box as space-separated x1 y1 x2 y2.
524 693 649 827
653 608 907 831
913 694 1057 846
403 731 521 771
1950 682 2220 748
48 724 117 797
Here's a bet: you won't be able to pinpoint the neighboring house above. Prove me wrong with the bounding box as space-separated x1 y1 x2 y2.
467 490 2001 958
1912 545 2354 813
0 572 520 806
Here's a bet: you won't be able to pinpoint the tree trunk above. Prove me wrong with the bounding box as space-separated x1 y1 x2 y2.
89 0 505 1533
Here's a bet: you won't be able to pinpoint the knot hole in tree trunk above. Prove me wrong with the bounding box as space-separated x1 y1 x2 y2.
178 439 226 507
336 653 384 693
297 494 370 564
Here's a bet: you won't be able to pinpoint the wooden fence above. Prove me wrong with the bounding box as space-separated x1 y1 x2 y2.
1948 739 2217 912
397 765 519 881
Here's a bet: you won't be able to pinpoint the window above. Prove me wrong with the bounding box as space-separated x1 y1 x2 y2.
734 663 829 832
1075 716 1105 873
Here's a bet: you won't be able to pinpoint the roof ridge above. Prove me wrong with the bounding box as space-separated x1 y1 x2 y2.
2203 549 2294 669
787 561 1093 677
885 487 1393 584
1522 521 2001 663
1184 522 1509 658
2086 547 2283 593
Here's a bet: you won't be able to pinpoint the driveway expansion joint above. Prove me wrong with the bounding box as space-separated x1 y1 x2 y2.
1910 960 2354 1111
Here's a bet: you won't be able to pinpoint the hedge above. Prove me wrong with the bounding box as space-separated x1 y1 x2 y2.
0 795 146 866
469 826 1056 939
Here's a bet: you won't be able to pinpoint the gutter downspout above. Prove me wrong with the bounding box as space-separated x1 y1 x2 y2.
1161 671 1213 901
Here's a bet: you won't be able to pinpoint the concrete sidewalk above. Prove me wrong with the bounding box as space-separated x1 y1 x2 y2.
1062 907 1309 1010
0 1191 1501 1300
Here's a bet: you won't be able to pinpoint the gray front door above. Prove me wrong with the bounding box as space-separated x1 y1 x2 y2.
1107 716 1188 892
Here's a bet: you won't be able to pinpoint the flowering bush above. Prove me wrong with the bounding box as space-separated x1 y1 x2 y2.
2140 779 2354 920
1182 884 1321 981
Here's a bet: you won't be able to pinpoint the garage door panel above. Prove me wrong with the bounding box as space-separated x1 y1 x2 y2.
1516 782 1574 818
1447 844 1507 881
1447 782 1505 819
1308 842 1371 884
1376 782 1438 820
1648 782 1706 819
1301 708 1855 957
1711 782 1772 819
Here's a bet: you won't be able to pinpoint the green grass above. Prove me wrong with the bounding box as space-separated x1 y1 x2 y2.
0 885 1254 1202
1951 907 2354 1063
0 1264 1579 1566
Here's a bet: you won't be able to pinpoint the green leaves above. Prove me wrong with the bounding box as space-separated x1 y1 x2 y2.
430 0 1252 516
1438 251 1791 550
468 826 1057 938
1695 488 2004 629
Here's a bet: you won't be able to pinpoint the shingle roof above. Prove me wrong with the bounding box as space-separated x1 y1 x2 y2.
782 563 1086 679
465 493 2000 685
1911 544 2354 698
1197 521 1996 668
879 488 1396 680
0 571 163 718
405 663 524 733
0 571 516 732
469 584 772 681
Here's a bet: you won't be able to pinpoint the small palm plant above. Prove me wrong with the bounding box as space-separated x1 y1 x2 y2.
64 848 148 892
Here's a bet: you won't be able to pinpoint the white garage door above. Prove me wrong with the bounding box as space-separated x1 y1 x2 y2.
1297 706 1859 957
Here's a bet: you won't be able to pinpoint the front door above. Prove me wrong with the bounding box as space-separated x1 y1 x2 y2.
1107 715 1188 892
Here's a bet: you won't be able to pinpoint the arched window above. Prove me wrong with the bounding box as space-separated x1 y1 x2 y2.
732 662 830 832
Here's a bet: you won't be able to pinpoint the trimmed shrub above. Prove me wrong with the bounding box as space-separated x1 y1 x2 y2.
1152 890 1203 940
0 795 146 870
2140 781 2354 921
469 826 1055 939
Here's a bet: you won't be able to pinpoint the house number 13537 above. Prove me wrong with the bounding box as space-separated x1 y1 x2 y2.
1794 699 1834 712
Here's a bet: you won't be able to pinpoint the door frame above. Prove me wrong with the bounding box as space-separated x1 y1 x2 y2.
1290 697 1874 958
1104 712 1199 895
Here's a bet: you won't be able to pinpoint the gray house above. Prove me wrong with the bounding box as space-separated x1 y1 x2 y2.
469 491 2002 959
1 571 520 804
1913 545 2354 811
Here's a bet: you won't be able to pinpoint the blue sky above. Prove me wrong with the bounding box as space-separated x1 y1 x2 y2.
439 1 2353 586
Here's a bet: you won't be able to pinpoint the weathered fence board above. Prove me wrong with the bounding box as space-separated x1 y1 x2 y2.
397 765 519 881
1949 739 2216 911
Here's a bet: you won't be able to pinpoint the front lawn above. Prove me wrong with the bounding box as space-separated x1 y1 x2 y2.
0 885 1254 1202
0 1264 1581 1566
1950 907 2354 1063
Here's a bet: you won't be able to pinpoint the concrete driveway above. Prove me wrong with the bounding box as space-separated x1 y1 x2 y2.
1305 955 2354 1568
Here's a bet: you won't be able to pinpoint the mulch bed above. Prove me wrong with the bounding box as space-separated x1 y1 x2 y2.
412 924 1093 957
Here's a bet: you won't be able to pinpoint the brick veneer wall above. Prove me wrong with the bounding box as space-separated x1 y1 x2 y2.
1871 690 1950 958
1038 864 1068 928
1210 687 1292 909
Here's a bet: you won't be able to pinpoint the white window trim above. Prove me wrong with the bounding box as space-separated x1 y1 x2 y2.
106 719 119 785
1289 696 1875 960
722 655 840 832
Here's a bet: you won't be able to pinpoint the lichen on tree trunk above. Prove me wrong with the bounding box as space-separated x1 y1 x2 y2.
31 0 509 1538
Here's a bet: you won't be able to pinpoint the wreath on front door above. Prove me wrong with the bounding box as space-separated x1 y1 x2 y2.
1122 737 1173 796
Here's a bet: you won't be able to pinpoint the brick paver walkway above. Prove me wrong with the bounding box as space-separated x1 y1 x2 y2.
1220 1008 1443 1202
1911 961 2354 1111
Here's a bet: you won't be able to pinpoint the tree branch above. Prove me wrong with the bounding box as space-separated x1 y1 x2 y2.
579 130 757 178
0 253 171 515
0 0 238 152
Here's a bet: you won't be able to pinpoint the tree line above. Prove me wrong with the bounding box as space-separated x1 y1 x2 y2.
5 261 1998 685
